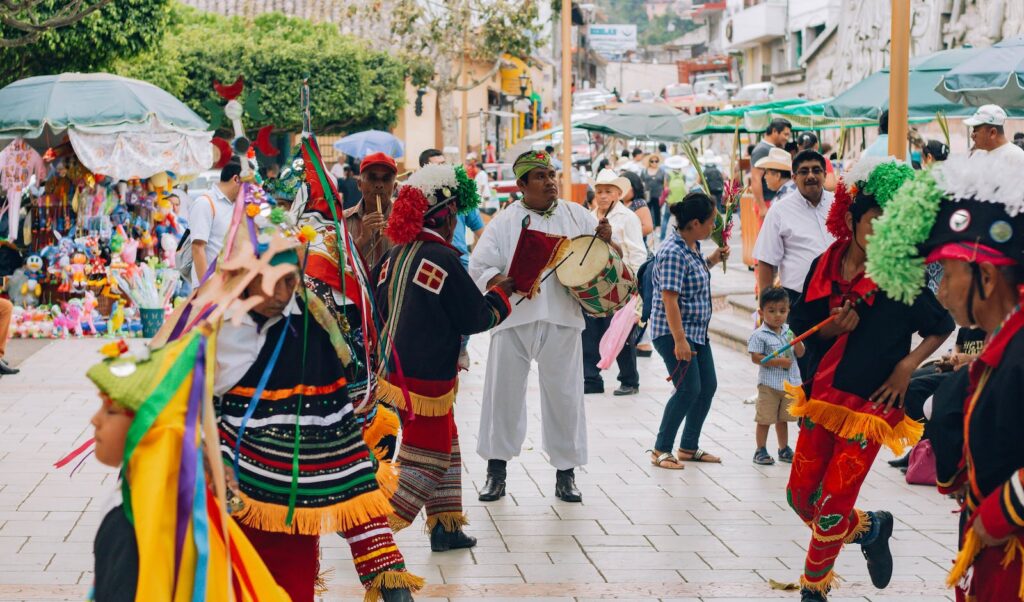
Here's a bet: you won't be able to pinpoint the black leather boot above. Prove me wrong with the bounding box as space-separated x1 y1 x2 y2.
800 587 828 601
429 522 477 552
861 510 894 588
380 587 415 602
555 468 582 502
478 459 506 502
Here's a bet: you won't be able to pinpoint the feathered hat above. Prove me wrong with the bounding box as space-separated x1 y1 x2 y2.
867 152 1024 304
827 156 916 242
384 164 480 245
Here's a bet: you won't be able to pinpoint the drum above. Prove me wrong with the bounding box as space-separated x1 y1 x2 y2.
555 235 637 317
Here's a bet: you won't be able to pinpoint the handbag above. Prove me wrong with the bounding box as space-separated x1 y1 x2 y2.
598 296 640 369
905 439 937 486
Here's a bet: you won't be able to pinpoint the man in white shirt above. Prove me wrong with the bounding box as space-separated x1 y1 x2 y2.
190 159 242 286
469 150 612 503
966 104 1024 160
753 150 836 305
582 169 646 396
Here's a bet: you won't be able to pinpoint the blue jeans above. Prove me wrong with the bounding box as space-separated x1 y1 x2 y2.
659 203 672 240
652 335 717 452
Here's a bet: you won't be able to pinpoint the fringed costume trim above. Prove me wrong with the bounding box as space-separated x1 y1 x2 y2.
786 382 923 455
363 570 426 602
376 377 456 417
425 512 469 533
233 489 393 536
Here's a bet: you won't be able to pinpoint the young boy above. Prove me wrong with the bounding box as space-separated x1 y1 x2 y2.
747 286 804 465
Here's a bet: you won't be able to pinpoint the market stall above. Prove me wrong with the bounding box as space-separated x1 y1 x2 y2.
0 73 213 338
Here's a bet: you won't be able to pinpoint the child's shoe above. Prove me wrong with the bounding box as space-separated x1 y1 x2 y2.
778 446 794 463
753 447 775 465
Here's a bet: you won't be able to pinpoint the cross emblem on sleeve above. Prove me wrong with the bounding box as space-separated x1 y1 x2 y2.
413 258 448 294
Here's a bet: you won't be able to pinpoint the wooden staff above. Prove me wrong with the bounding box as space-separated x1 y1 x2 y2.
760 291 876 365
888 0 911 160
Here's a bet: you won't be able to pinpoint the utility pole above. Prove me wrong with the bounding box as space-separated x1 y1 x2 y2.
888 0 910 160
561 0 573 201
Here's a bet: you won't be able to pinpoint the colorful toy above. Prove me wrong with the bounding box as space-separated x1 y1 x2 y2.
67 252 88 292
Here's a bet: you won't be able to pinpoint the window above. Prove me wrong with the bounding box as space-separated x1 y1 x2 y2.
793 30 803 68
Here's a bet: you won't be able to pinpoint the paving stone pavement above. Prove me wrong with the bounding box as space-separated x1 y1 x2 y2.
0 328 960 601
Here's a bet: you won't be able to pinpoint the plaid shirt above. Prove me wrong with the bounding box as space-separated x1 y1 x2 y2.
649 232 712 344
747 322 802 390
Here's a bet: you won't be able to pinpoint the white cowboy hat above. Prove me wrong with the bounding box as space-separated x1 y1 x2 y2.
593 168 631 197
664 155 689 170
700 149 722 165
755 147 793 172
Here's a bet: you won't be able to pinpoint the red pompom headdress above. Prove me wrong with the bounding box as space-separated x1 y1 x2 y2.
384 186 429 245
827 177 856 242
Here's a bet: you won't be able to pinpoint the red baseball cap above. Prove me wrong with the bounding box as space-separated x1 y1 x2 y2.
360 152 397 173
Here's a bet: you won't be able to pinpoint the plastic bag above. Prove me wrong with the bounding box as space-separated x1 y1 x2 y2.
598 296 640 369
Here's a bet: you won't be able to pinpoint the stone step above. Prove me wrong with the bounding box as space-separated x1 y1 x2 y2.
709 300 757 354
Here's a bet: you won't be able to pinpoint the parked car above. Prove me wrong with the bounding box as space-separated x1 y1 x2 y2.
483 162 519 210
693 72 737 95
531 128 592 166
662 83 694 102
732 82 775 103
573 87 615 110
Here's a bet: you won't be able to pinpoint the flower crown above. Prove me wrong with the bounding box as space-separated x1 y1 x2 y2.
384 164 481 245
827 157 915 242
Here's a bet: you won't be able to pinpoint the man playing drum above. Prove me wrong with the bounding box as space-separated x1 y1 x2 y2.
469 150 613 503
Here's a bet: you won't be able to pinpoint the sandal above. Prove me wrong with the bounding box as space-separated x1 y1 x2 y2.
677 448 722 463
778 446 794 463
647 450 685 470
753 447 775 465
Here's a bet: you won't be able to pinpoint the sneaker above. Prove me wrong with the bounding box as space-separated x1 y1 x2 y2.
753 447 775 465
778 446 794 463
743 394 757 405
613 385 639 396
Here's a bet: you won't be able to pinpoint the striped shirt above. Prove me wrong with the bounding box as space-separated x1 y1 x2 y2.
649 232 712 344
747 322 802 390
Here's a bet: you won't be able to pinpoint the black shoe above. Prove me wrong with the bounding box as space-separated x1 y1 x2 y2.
555 468 582 503
429 522 477 552
478 459 506 502
380 587 414 602
861 510 894 588
0 359 18 376
800 587 828 601
613 385 639 396
636 348 653 358
888 454 910 468
583 381 604 394
900 466 908 474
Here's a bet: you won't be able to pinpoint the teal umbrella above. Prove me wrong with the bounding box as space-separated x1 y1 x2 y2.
681 98 808 136
0 72 209 140
937 36 1024 108
825 47 989 120
575 103 691 142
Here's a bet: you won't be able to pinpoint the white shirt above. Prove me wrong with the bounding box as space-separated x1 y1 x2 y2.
753 189 836 292
984 141 1024 160
592 201 646 274
469 199 598 332
213 296 302 396
189 186 235 286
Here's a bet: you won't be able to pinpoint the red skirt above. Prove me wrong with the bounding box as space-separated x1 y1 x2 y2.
240 523 319 602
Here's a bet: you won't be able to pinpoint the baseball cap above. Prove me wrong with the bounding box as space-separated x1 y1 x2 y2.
964 104 1008 127
360 152 397 173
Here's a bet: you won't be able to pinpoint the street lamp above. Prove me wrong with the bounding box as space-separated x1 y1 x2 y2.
519 73 529 97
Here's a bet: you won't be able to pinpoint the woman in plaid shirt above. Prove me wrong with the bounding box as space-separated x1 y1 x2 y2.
647 192 730 469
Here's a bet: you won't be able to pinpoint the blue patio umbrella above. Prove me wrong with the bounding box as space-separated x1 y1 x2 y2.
333 130 405 159
937 36 1024 108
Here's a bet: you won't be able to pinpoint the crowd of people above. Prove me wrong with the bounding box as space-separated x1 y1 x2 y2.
72 101 1024 602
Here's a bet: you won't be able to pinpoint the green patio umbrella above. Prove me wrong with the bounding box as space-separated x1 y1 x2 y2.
575 103 691 142
746 98 879 131
680 98 807 136
0 72 209 140
937 36 1024 108
824 47 989 120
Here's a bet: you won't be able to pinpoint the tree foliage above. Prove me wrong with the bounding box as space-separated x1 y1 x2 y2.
114 6 406 135
0 0 170 84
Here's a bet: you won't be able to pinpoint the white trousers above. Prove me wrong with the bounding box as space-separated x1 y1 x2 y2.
477 322 588 470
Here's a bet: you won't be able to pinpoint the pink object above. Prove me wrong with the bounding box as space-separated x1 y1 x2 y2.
905 440 937 486
597 296 639 369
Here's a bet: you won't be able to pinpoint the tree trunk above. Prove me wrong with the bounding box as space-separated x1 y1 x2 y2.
437 86 460 157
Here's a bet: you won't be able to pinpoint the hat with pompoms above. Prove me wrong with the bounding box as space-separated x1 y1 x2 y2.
867 152 1024 304
827 157 915 242
384 164 480 245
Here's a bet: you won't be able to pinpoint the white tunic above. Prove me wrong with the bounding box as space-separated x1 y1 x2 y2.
752 190 836 292
469 199 598 332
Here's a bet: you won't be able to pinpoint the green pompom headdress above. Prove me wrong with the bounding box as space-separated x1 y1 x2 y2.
827 157 915 243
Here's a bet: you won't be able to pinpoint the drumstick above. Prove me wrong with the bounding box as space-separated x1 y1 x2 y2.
578 235 598 266
515 252 575 306
759 290 875 365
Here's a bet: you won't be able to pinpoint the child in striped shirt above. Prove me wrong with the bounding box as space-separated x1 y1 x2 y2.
748 287 804 465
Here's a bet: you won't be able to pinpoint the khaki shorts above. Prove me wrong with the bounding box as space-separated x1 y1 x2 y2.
754 384 797 425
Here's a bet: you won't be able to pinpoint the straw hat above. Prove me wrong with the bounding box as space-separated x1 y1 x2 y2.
593 168 631 197
754 147 793 172
664 155 689 170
